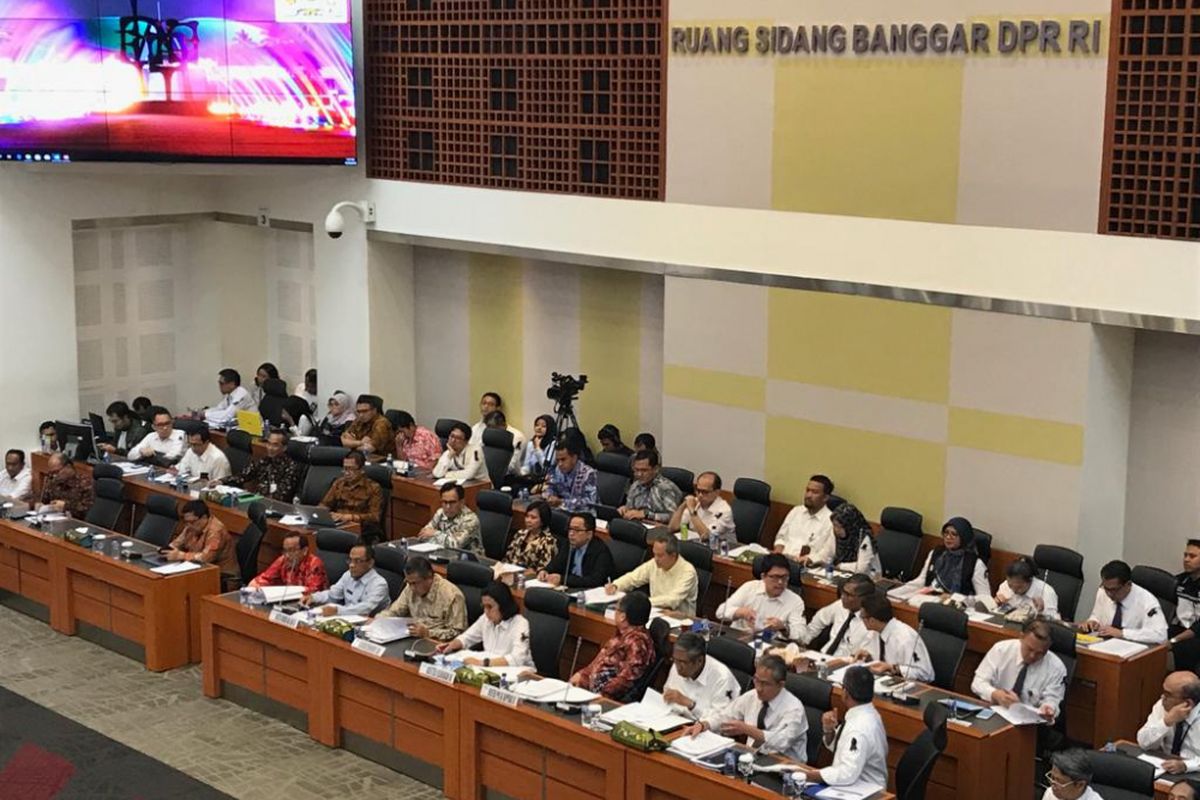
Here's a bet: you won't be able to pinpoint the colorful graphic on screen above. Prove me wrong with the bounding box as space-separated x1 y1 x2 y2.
0 0 356 164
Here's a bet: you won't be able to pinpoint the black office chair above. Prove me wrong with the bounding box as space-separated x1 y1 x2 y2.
524 587 572 679
298 446 350 505
661 467 694 497
1089 751 1156 800
384 409 404 431
917 603 968 691
786 673 833 766
549 509 570 540
363 464 393 538
707 636 756 691
85 477 126 529
1043 622 1078 748
876 506 924 581
607 518 649 577
173 418 205 437
619 617 672 703
447 560 492 623
595 452 632 508
435 418 467 449
373 543 406 579
287 438 314 465
826 494 847 511
375 567 405 602
315 528 358 584
678 539 712 610
255 378 288 427
476 490 514 561
235 503 269 587
92 463 124 481
1033 544 1085 622
224 429 255 476
895 701 949 800
1132 564 1178 623
480 428 515 488
134 493 179 547
731 478 770 546
972 528 993 564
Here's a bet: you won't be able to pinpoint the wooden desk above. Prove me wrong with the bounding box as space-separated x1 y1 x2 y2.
389 471 489 540
0 516 218 670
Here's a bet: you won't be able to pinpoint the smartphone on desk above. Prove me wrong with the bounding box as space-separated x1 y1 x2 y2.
976 708 996 721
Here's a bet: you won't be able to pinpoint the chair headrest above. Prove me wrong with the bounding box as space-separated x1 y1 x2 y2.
648 617 672 654
363 463 392 489
447 559 492 588
144 493 179 518
1033 544 1084 578
262 378 288 398
786 672 833 709
880 506 923 536
435 418 468 440
481 428 514 450
595 451 633 478
94 477 126 501
315 528 359 552
92 463 124 481
286 439 313 463
1046 621 1076 657
733 478 771 505
917 602 968 637
477 489 513 515
225 429 253 452
608 518 648 547
923 700 949 746
1132 565 1177 599
372 544 406 574
826 494 846 511
308 445 351 467
707 635 755 675
173 418 205 436
678 539 713 572
246 501 268 532
524 586 572 618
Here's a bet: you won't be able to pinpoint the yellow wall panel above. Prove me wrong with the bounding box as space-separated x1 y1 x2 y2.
664 364 766 411
948 407 1084 466
468 254 525 426
579 269 643 440
767 288 952 404
765 415 946 523
771 59 964 223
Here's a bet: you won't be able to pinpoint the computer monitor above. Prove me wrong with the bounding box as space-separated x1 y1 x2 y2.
88 412 108 441
55 420 96 463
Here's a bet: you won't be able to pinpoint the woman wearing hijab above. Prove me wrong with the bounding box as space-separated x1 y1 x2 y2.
280 395 315 437
829 503 882 577
519 414 557 477
316 392 356 445
904 516 991 598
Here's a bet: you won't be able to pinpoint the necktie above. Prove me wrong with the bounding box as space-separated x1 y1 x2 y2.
756 701 770 732
1012 663 1028 698
878 636 887 663
1172 722 1187 756
826 611 854 654
571 547 584 577
1112 602 1124 629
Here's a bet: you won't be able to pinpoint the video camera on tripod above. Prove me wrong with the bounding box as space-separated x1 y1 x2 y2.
546 372 587 434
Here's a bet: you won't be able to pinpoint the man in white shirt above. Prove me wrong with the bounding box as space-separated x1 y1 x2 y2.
1137 671 1200 774
432 422 488 482
661 632 740 720
1080 559 1169 644
607 531 699 617
1041 749 1104 800
772 474 835 564
176 427 232 481
799 666 888 789
303 544 391 617
0 449 32 503
716 553 806 641
856 591 935 683
470 391 503 443
800 573 875 658
971 619 1067 722
684 655 808 762
482 410 525 475
668 471 736 546
132 408 187 465
203 368 257 429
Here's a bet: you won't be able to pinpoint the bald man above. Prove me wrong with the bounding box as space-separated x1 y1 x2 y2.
1138 671 1200 774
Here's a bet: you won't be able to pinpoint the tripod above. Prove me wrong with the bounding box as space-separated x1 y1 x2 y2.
554 400 581 437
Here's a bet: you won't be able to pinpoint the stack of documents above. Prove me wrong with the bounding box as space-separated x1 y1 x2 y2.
991 703 1045 726
1088 638 1149 658
151 561 203 575
729 544 769 558
667 730 734 761
406 541 441 553
114 462 150 476
648 609 692 629
581 587 623 605
510 678 599 703
598 689 690 731
361 617 412 643
258 586 306 603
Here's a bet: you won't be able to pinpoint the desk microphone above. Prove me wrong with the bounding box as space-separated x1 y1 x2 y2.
556 637 585 713
713 576 734 635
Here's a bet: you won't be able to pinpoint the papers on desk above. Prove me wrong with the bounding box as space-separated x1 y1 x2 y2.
278 514 308 526
599 689 690 732
150 561 203 575
885 584 921 602
114 462 150 476
1088 638 1149 658
1136 753 1168 777
649 609 693 629
258 586 306 604
595 519 608 532
205 485 244 496
522 579 555 590
816 780 888 799
992 703 1045 726
964 609 998 623
493 563 525 576
729 543 769 558
581 587 623 605
151 473 178 484
361 617 412 644
509 678 599 703
431 478 465 488
667 730 735 761
38 512 70 522
406 541 442 553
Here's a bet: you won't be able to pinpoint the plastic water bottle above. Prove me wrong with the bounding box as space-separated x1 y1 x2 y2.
239 586 254 605
519 487 530 502
825 561 834 582
147 465 157 480
720 539 730 557
723 750 737 776
400 539 409 559
515 572 526 591
680 521 689 541
1103 740 1117 753
737 753 755 783
102 450 111 464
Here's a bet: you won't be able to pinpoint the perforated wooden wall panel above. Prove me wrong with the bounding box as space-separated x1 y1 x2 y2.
1101 0 1200 240
365 0 666 200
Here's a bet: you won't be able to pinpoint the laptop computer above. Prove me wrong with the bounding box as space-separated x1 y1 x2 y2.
88 412 108 441
294 504 339 528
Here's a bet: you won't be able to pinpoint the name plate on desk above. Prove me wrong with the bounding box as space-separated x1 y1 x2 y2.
352 638 387 657
480 684 522 707
419 662 457 685
268 609 302 629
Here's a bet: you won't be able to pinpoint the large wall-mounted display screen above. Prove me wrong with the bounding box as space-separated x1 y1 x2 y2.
0 0 356 164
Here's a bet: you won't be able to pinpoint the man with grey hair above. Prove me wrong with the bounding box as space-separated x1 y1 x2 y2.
1041 749 1101 800
1137 670 1200 774
683 654 808 762
606 530 698 616
661 632 739 719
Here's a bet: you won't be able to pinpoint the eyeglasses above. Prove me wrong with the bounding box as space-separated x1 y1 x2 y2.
348 556 370 564
1044 771 1080 788
568 526 589 533
763 571 790 582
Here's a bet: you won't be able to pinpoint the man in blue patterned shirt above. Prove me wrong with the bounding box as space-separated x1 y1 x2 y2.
544 438 598 512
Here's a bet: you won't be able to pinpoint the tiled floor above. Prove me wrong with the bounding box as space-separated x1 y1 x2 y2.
0 604 444 800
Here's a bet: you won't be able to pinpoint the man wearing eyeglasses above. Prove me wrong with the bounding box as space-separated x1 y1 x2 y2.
132 407 186 465
1041 749 1102 800
303 544 389 617
668 471 735 546
684 655 808 762
539 512 613 589
661 632 739 720
417 483 482 555
1137 671 1200 775
716 553 805 640
798 573 875 660
432 422 487 482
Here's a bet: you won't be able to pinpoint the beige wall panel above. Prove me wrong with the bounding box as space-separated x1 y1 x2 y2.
521 260 582 431
413 248 471 427
664 276 767 376
766 380 948 444
662 396 766 485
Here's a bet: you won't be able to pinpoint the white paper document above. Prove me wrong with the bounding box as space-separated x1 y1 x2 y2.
1136 753 1168 777
150 561 203 575
649 610 692 629
816 780 887 799
599 689 690 731
581 587 624 605
258 586 306 603
964 609 997 623
493 563 525 575
278 514 308 526
992 703 1045 726
509 678 599 703
668 730 735 760
729 544 768 558
406 541 441 553
1088 638 1149 658
361 617 412 643
152 473 177 484
885 584 921 602
522 579 555 590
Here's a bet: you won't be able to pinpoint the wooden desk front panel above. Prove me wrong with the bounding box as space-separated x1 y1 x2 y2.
626 750 820 800
204 607 316 716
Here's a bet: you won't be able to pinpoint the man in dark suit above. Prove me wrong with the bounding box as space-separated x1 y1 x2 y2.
539 511 614 589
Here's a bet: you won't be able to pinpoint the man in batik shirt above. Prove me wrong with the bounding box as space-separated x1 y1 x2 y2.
571 592 657 700
222 429 303 502
320 451 382 524
417 484 482 555
619 450 682 524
